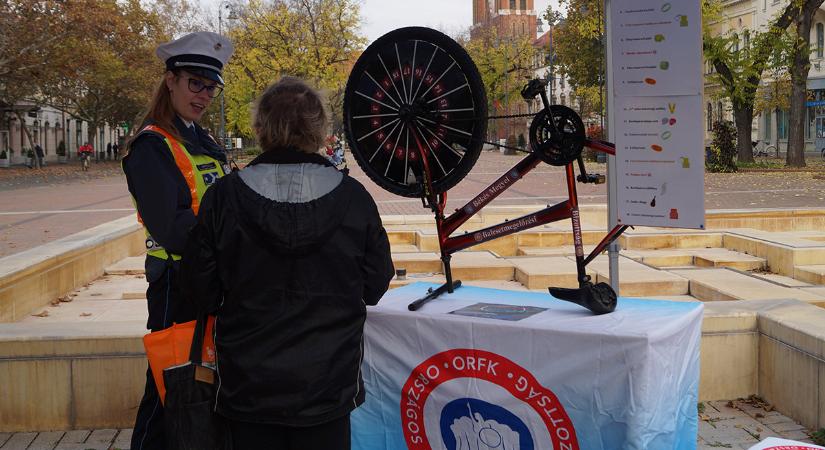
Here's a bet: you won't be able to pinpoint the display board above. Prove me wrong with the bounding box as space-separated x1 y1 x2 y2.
610 0 705 229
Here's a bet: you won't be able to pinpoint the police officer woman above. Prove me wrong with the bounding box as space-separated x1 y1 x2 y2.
122 32 233 450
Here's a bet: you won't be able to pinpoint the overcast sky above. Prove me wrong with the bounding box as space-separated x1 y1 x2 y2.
358 0 560 43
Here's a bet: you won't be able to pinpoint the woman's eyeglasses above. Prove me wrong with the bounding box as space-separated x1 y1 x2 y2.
187 78 223 98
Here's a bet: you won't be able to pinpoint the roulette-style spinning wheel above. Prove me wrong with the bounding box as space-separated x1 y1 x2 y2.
343 27 487 197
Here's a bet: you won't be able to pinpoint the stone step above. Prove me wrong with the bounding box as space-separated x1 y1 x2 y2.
103 256 144 275
509 256 591 290
392 252 442 274
586 256 690 297
620 232 724 250
390 244 419 253
516 245 598 257
622 249 695 268
691 248 766 271
450 251 515 281
794 265 825 285
671 268 825 306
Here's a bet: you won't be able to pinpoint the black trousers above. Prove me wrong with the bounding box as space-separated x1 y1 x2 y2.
131 257 197 450
226 414 351 450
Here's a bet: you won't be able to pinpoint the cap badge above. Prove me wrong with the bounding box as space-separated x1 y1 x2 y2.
214 42 222 51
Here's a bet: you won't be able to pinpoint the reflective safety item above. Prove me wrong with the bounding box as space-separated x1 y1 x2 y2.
131 125 226 261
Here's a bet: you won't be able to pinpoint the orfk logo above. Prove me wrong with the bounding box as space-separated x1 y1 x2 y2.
401 349 579 450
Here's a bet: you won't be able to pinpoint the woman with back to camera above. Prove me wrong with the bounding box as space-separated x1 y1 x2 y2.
121 31 233 450
180 76 395 449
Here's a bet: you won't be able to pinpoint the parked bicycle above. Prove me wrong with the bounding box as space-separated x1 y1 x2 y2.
752 140 776 158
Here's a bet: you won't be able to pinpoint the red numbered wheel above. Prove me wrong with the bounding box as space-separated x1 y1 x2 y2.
344 27 487 197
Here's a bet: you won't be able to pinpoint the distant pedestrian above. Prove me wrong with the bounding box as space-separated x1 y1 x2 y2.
106 142 112 160
34 143 44 168
112 143 119 160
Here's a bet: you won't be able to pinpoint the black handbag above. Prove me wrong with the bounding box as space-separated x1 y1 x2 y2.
163 314 232 450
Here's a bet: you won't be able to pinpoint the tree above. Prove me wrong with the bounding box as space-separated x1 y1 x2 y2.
0 0 92 161
704 0 802 163
543 0 605 124
755 35 794 157
786 0 825 167
224 0 366 139
464 27 536 140
44 0 167 150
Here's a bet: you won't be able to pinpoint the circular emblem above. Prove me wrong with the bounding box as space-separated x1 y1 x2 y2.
401 349 579 449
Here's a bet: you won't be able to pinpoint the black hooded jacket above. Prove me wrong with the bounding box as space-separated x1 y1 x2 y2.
180 149 394 426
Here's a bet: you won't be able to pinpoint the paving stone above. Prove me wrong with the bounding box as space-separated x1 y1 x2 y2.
109 430 131 450
0 433 36 450
766 419 808 433
56 430 90 445
0 435 9 448
86 429 116 446
28 431 65 450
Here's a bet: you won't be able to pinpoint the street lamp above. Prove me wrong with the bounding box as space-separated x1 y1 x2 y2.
218 1 235 151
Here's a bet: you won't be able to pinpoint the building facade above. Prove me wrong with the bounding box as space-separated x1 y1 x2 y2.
472 0 538 143
705 0 825 153
1 102 121 165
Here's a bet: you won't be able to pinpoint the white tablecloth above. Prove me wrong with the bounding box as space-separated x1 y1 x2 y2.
352 282 703 450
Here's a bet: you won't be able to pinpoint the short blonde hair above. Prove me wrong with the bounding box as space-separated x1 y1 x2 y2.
253 76 327 153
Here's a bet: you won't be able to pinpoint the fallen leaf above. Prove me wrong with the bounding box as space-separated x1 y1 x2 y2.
49 299 60 306
59 295 73 303
31 311 49 317
79 313 92 317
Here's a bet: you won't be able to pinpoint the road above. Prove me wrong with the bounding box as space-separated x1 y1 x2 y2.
1 153 825 258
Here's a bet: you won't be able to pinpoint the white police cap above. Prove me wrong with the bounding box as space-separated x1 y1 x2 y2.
156 32 234 85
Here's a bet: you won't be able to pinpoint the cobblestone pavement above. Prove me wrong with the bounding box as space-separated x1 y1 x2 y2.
2 152 825 258
0 399 820 449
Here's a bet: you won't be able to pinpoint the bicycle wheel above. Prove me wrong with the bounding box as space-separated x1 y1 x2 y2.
343 27 487 198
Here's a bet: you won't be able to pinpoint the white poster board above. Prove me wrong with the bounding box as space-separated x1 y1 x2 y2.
610 0 705 229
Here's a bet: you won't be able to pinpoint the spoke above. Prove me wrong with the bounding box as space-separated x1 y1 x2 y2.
435 108 475 113
395 43 410 104
365 71 401 108
426 83 469 104
415 123 447 175
377 54 406 106
352 113 399 119
355 91 399 112
409 40 418 105
417 120 464 158
412 44 439 102
385 122 404 177
419 61 456 100
369 120 402 163
357 117 400 142
417 116 472 137
403 126 410 185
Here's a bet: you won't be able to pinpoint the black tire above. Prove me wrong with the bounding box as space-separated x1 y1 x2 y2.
343 27 487 198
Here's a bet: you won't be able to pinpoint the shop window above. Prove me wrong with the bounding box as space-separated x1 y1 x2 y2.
777 109 788 140
817 23 824 58
707 103 713 130
765 112 772 141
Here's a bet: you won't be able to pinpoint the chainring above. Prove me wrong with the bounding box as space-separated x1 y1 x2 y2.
529 105 586 166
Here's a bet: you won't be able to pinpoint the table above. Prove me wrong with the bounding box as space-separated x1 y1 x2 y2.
352 283 703 450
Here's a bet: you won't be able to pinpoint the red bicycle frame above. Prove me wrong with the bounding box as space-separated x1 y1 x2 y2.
408 127 628 305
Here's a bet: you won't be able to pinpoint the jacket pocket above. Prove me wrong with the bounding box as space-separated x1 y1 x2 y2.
145 256 168 284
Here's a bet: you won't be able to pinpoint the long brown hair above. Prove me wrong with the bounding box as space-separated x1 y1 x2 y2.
127 72 184 153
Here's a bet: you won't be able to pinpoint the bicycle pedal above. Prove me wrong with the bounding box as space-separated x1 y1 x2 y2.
591 174 605 184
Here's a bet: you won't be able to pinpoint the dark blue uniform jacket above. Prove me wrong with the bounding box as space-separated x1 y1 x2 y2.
122 117 227 257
